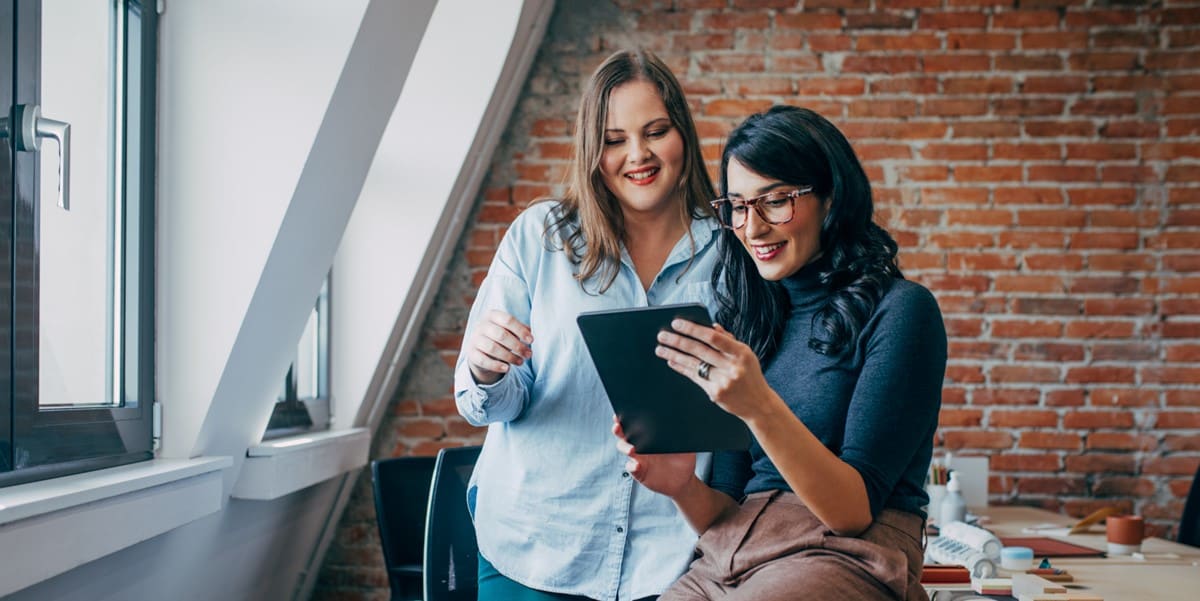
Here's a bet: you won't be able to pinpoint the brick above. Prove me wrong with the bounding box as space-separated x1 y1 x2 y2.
945 364 986 383
1016 210 1087 228
1068 52 1139 71
1166 344 1200 362
991 410 1058 428
947 252 1017 270
1022 31 1089 50
922 188 990 205
703 98 773 117
1091 342 1158 362
776 12 843 30
1013 298 1082 315
994 187 1063 205
990 364 1061 383
842 55 921 73
1144 456 1200 476
943 76 1014 94
918 12 988 29
1086 431 1158 451
1065 366 1136 384
954 120 1023 138
991 319 1064 339
939 408 984 427
1022 76 1088 95
845 13 915 30
992 453 1061 472
993 275 1065 293
1168 391 1200 407
996 54 1064 71
1020 432 1083 450
947 32 1016 50
1064 454 1136 474
1063 411 1135 429
1025 120 1096 138
1143 366 1200 385
994 10 1059 28
922 99 992 118
1048 390 1086 407
1013 342 1085 362
943 430 1014 450
924 54 991 73
997 231 1067 249
797 77 866 95
1068 188 1136 206
703 12 770 30
1093 476 1157 497
973 388 1042 406
1017 476 1087 495
1025 254 1084 271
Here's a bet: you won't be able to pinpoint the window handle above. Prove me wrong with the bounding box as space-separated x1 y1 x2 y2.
0 104 72 210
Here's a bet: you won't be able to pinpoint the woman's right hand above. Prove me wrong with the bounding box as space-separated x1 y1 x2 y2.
466 310 533 385
613 416 697 499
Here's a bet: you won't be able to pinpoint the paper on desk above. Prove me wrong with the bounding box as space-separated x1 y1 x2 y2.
1021 524 1072 536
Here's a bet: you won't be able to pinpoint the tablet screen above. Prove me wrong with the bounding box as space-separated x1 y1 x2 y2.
577 303 751 454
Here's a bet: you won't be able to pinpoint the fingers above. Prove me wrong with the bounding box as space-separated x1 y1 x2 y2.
657 329 724 368
467 311 533 377
488 310 533 345
671 319 740 354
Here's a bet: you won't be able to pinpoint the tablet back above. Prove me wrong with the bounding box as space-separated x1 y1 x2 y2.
577 303 751 454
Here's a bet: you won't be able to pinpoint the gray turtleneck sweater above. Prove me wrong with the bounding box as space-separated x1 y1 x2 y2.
709 260 947 519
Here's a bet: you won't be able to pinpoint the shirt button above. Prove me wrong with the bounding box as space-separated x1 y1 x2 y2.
622 471 629 478
616 526 624 533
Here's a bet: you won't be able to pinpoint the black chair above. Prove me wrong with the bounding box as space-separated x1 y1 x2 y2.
372 456 437 601
423 445 483 601
1180 461 1200 547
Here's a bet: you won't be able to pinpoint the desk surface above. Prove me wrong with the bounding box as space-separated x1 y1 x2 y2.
949 505 1200 600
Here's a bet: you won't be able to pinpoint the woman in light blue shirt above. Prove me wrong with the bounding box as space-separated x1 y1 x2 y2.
454 49 721 601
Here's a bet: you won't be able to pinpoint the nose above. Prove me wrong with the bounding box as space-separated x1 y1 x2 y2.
743 206 771 237
627 136 653 164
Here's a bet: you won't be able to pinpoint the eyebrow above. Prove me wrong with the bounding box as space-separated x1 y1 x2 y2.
604 117 672 133
727 182 792 199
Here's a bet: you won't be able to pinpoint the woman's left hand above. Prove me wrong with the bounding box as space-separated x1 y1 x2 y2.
656 320 778 423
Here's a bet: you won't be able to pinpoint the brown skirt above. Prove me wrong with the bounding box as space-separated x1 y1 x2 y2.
662 490 928 601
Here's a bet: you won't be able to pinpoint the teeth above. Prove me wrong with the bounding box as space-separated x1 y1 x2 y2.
627 168 658 181
756 242 784 253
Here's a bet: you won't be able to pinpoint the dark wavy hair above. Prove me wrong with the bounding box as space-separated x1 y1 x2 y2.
712 106 902 361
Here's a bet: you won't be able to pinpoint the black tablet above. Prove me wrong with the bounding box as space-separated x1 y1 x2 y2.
577 303 752 454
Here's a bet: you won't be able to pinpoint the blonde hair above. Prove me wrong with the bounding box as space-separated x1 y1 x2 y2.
542 48 714 292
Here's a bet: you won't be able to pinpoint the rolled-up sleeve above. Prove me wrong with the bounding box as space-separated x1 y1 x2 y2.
454 222 537 425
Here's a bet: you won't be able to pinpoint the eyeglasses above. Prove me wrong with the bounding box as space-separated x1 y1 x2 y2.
709 187 814 230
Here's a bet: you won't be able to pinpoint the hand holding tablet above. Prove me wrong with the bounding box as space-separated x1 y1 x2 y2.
577 303 751 454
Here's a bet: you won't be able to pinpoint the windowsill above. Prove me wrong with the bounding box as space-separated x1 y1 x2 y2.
0 456 231 597
231 427 369 500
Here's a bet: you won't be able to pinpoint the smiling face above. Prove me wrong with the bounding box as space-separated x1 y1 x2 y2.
598 79 686 217
726 158 829 281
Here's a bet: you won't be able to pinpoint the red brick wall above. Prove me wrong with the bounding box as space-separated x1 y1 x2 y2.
316 1 1200 597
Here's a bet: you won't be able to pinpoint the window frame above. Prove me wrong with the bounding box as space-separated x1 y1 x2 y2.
0 0 156 487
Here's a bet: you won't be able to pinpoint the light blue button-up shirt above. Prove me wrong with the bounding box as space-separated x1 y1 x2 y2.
454 201 721 601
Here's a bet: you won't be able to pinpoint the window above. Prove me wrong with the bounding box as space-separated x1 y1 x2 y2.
264 275 331 439
1 0 156 486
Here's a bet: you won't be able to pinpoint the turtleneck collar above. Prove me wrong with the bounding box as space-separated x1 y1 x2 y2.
779 252 832 307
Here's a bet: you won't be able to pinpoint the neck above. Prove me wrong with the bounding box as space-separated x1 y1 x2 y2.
622 202 688 246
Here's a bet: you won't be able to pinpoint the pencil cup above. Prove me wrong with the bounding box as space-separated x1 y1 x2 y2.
1106 515 1144 555
926 484 947 523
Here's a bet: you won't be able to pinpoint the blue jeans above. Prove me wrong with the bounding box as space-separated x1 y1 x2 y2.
478 554 658 601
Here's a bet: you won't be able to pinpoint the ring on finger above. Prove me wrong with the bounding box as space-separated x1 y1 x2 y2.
697 361 712 380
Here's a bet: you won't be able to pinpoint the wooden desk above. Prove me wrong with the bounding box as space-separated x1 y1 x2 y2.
933 505 1200 600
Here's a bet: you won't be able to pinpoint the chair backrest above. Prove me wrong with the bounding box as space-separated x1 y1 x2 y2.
372 456 437 600
1180 462 1200 547
423 446 482 601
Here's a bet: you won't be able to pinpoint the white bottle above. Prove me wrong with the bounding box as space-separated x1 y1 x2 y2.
939 471 967 527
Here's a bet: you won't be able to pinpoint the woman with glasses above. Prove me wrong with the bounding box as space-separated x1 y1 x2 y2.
615 106 946 600
454 48 721 601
